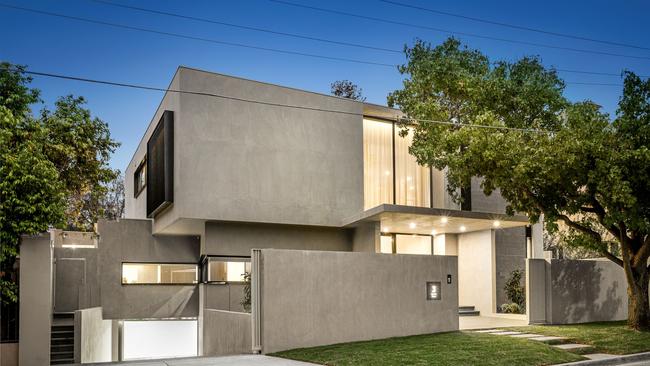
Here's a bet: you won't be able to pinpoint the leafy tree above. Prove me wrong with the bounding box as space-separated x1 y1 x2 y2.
330 80 366 101
388 38 650 330
70 171 125 230
0 63 119 302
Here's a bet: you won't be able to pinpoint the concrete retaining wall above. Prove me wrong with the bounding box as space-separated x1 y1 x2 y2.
202 309 251 356
256 249 458 354
74 307 112 363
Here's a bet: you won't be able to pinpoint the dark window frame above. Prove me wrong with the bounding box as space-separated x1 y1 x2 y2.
133 157 147 198
121 261 198 286
146 110 174 218
201 255 251 285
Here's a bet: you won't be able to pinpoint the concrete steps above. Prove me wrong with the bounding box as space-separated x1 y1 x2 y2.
459 305 480 316
51 314 74 365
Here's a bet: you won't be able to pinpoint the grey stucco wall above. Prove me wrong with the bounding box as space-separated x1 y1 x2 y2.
202 310 251 356
204 222 352 256
203 284 246 312
97 219 200 319
258 249 458 354
547 259 628 324
53 247 100 312
352 221 379 253
135 67 364 232
495 227 526 308
19 234 52 366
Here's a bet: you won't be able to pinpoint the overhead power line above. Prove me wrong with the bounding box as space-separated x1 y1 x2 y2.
90 0 401 54
89 1 646 79
380 0 650 52
267 0 650 61
2 3 642 80
0 3 395 68
14 68 555 134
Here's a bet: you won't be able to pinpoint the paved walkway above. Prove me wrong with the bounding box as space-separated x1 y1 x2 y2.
459 315 528 330
68 355 319 366
472 328 613 362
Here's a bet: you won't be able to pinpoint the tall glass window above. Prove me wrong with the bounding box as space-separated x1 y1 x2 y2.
395 127 430 207
363 119 394 209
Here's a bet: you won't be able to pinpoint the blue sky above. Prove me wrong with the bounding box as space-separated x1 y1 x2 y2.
2 0 649 171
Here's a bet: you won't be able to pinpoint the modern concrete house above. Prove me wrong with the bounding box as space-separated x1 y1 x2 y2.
14 67 631 365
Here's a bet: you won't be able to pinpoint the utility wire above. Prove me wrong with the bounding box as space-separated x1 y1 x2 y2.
0 3 395 68
267 0 650 61
2 3 646 79
90 0 647 79
380 0 650 52
90 0 402 54
13 68 554 134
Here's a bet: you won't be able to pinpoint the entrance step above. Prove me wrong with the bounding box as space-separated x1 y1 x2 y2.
459 306 480 316
50 319 74 365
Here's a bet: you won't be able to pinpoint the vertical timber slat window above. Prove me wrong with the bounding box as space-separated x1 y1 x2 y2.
395 127 430 207
147 110 174 218
133 157 146 198
363 119 393 209
122 263 198 284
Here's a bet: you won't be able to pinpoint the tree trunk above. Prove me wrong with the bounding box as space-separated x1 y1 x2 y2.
626 261 650 331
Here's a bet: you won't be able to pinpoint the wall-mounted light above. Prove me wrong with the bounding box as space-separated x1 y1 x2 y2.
493 220 501 228
440 217 448 224
409 222 417 229
61 244 96 249
459 225 467 232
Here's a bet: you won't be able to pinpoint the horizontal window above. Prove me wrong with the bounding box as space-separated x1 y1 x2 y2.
122 263 198 285
205 257 251 283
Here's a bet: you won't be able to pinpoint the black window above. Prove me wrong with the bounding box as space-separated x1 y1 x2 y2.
133 157 146 198
146 111 174 217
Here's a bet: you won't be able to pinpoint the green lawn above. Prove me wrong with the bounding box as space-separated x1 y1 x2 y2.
272 331 584 366
508 321 650 355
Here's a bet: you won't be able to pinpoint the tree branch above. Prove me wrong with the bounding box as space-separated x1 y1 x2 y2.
557 214 624 267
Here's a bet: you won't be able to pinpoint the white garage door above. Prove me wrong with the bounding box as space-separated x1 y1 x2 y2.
122 319 197 360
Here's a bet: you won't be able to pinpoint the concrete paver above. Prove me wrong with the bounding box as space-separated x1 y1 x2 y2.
553 344 591 350
528 336 567 342
488 331 522 335
509 333 544 338
584 353 618 360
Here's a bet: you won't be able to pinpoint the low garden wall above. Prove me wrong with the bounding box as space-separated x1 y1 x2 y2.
253 249 458 354
546 258 628 324
203 309 251 356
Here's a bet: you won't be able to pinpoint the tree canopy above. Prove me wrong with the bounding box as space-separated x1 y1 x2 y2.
388 38 650 330
330 80 366 101
0 63 121 303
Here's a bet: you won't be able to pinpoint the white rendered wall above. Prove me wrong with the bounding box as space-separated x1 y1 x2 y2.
457 230 495 315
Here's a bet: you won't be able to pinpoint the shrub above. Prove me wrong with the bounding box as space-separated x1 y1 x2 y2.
241 271 251 313
500 303 521 314
504 269 525 313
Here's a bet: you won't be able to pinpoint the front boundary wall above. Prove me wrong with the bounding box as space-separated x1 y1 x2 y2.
252 249 458 354
527 258 636 325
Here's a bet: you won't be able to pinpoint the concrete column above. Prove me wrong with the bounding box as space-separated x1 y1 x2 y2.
526 258 547 324
457 229 496 315
19 233 53 366
531 221 544 259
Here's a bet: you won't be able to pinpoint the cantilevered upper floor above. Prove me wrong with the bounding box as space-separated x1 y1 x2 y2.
124 67 511 235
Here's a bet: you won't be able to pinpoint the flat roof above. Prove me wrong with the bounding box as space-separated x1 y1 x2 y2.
343 204 529 235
